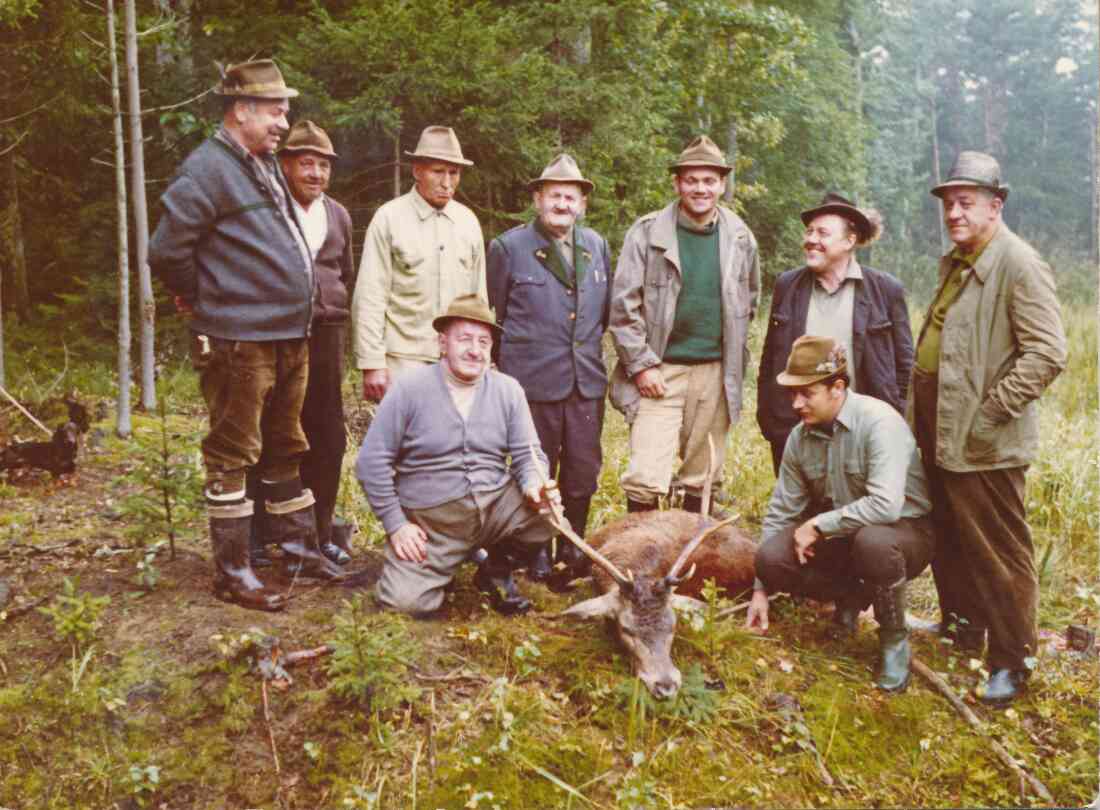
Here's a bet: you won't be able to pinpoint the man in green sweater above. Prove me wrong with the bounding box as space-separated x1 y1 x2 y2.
609 136 760 513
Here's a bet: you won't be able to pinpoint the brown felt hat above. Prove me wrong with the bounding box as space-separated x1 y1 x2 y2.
405 125 474 167
800 192 873 243
279 120 338 159
215 59 299 99
777 336 848 387
527 153 594 193
432 294 501 335
931 150 1009 200
668 135 732 176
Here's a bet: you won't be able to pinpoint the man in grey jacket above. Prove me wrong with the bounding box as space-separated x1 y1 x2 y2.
910 151 1067 705
487 154 612 581
357 295 558 617
149 60 344 613
609 136 760 514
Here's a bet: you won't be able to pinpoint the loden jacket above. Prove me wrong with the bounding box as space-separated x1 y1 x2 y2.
312 196 356 325
756 264 913 447
906 223 1067 472
608 201 760 423
487 220 612 402
149 137 313 341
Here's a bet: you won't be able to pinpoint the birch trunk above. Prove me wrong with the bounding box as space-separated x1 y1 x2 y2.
125 0 156 411
108 0 132 438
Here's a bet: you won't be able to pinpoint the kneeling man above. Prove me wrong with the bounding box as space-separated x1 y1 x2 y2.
746 336 935 692
356 295 557 616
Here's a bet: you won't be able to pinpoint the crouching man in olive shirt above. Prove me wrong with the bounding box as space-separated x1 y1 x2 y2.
746 336 935 693
356 295 558 616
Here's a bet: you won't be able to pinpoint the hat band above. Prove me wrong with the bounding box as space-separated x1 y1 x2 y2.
942 175 1001 188
227 80 290 94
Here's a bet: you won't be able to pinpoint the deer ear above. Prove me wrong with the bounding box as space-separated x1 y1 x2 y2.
670 595 707 614
561 589 621 620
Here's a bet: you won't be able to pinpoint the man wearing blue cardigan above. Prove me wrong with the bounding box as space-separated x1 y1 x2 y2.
356 295 558 616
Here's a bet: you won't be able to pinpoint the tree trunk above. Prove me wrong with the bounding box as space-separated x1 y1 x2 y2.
125 0 156 411
929 87 946 254
0 146 30 321
1091 108 1098 265
723 121 737 204
393 132 401 199
108 0 132 438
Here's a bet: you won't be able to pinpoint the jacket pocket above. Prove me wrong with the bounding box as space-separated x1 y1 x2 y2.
843 458 867 491
964 406 1000 462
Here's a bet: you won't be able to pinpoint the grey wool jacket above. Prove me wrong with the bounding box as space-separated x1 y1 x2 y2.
356 363 549 535
487 220 612 402
149 136 313 341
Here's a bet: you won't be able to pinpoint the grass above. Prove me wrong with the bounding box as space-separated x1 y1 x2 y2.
0 298 1095 808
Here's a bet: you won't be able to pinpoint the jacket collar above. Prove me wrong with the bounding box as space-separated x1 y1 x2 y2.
651 200 744 274
410 186 457 222
966 222 1008 284
531 219 590 288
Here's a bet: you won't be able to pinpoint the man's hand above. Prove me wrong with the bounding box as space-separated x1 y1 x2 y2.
173 295 194 315
744 589 770 633
524 482 562 515
363 368 391 402
634 367 667 398
390 523 428 564
793 518 821 565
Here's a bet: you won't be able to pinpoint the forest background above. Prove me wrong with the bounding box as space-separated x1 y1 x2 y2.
0 1 1097 809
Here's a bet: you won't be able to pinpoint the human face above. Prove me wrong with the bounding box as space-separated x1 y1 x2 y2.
280 151 332 208
235 99 290 156
803 214 856 275
941 187 1002 252
788 380 846 427
673 168 726 224
439 319 493 383
413 161 462 209
533 182 585 238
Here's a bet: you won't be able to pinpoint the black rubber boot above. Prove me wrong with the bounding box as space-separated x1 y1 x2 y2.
829 586 870 640
555 497 592 579
246 474 272 569
627 498 657 514
322 518 353 565
474 542 531 616
525 543 553 582
265 489 347 581
209 500 285 612
978 668 1029 706
872 578 910 693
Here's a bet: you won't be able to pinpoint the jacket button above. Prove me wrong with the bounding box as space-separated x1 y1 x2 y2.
569 312 575 320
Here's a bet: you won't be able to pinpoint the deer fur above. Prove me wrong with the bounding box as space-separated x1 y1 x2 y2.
562 509 757 699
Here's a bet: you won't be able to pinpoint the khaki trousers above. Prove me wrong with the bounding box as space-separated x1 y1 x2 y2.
621 361 729 505
386 355 433 380
374 481 553 615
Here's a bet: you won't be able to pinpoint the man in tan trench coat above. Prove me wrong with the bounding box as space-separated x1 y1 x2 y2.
909 150 1067 706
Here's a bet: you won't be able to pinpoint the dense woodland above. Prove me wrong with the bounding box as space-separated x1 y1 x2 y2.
0 2 1098 808
0 0 1096 381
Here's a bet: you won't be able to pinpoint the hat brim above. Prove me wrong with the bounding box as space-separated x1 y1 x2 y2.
669 161 733 176
527 177 595 193
800 203 872 242
215 87 300 99
431 315 502 335
930 179 1009 200
405 150 474 167
279 144 339 159
776 367 847 388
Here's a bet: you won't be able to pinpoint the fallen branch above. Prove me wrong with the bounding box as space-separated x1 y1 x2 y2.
283 645 333 666
413 665 490 684
0 539 83 558
0 386 52 437
0 596 49 623
911 658 1052 803
261 679 281 775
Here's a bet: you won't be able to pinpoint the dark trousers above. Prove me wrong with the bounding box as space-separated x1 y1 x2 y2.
528 389 604 500
912 370 1037 670
196 336 310 496
755 517 935 602
767 433 790 477
299 323 347 544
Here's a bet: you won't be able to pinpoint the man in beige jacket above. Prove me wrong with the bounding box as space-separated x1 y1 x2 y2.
351 126 487 401
608 136 760 514
909 151 1067 706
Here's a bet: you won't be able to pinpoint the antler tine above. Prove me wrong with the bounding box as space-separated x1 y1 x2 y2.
528 444 633 590
666 513 740 586
700 435 716 522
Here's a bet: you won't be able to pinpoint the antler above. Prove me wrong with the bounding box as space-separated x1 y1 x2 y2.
666 436 738 586
528 444 633 590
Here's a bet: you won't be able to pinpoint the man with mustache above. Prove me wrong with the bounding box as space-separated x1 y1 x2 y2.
746 336 935 694
351 126 487 402
757 193 913 475
487 154 612 583
609 136 759 515
150 60 344 613
910 151 1067 705
356 295 558 616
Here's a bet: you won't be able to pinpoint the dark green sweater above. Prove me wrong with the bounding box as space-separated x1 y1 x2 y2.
664 219 723 363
